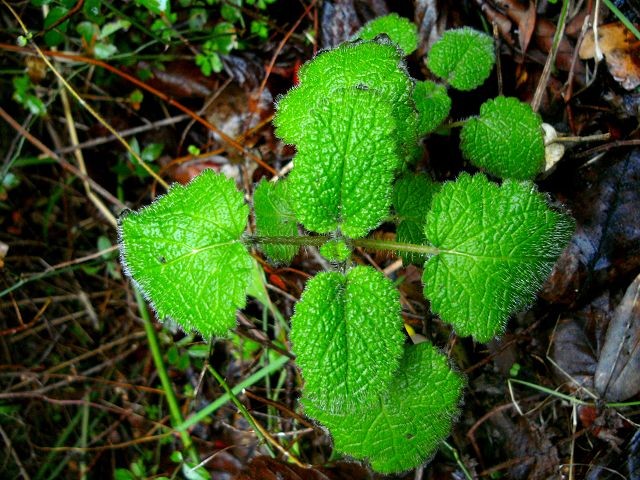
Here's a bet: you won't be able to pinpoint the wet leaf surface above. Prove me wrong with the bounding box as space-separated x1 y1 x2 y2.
543 150 640 305
551 317 598 391
595 273 640 401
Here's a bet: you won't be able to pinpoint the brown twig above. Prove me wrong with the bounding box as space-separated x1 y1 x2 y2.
0 425 30 480
257 0 318 104
0 42 277 175
0 106 125 210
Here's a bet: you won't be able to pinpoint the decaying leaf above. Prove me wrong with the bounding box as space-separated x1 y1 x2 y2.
234 456 373 480
542 150 640 305
595 273 640 402
579 23 640 90
550 318 598 392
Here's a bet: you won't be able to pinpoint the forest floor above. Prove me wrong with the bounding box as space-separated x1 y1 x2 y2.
1 1 640 479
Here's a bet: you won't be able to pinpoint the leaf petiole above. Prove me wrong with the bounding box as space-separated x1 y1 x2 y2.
244 234 440 255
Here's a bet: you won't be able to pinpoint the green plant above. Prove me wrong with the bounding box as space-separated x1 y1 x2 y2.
119 16 574 474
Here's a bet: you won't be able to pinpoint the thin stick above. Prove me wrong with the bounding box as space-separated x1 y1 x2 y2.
0 41 276 175
57 71 117 226
55 114 190 155
0 245 119 299
0 424 31 480
531 0 571 112
0 106 125 210
176 354 289 432
208 366 310 468
1 2 169 188
258 0 317 101
207 365 277 458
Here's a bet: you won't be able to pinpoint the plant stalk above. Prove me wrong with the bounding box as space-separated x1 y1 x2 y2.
245 235 440 255
135 287 199 464
351 237 439 255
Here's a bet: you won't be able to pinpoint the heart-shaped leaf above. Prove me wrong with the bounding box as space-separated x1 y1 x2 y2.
423 173 574 341
290 266 404 411
119 170 252 337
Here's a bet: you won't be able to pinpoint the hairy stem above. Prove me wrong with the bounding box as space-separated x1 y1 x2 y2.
246 235 330 247
351 237 440 255
244 234 440 256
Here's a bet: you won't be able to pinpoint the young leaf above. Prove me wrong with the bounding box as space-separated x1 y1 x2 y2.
288 87 401 238
319 239 351 262
354 13 419 55
253 179 299 263
290 266 404 411
427 27 495 91
119 170 253 337
422 173 574 341
304 342 463 474
413 80 451 135
43 6 70 47
460 96 545 180
274 40 419 165
392 174 441 265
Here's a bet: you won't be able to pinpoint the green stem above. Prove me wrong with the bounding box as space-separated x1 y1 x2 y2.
207 366 276 458
135 287 199 464
176 354 290 432
441 440 473 480
351 237 439 255
244 234 440 255
246 235 329 247
444 119 467 129
603 0 640 40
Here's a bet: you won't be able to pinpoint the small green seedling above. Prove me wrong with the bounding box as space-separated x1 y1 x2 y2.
119 16 574 474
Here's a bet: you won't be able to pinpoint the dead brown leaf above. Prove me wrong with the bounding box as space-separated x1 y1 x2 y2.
595 273 640 401
579 23 640 90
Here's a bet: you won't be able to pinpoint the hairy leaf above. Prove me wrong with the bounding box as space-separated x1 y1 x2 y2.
253 179 299 263
427 27 495 91
413 80 451 135
288 87 401 238
392 174 441 264
354 13 418 55
423 173 574 341
119 170 252 337
460 96 545 180
319 239 351 262
274 40 419 165
304 342 463 474
290 266 404 411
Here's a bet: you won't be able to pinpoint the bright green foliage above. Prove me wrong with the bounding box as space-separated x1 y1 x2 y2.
134 0 171 15
253 179 299 263
44 6 71 47
113 20 576 476
304 342 463 473
12 76 46 116
290 266 404 411
288 87 401 238
460 96 545 180
355 13 418 55
422 173 574 341
274 40 419 165
196 22 238 75
119 170 253 337
393 174 441 265
413 80 451 135
427 27 495 91
319 239 351 262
